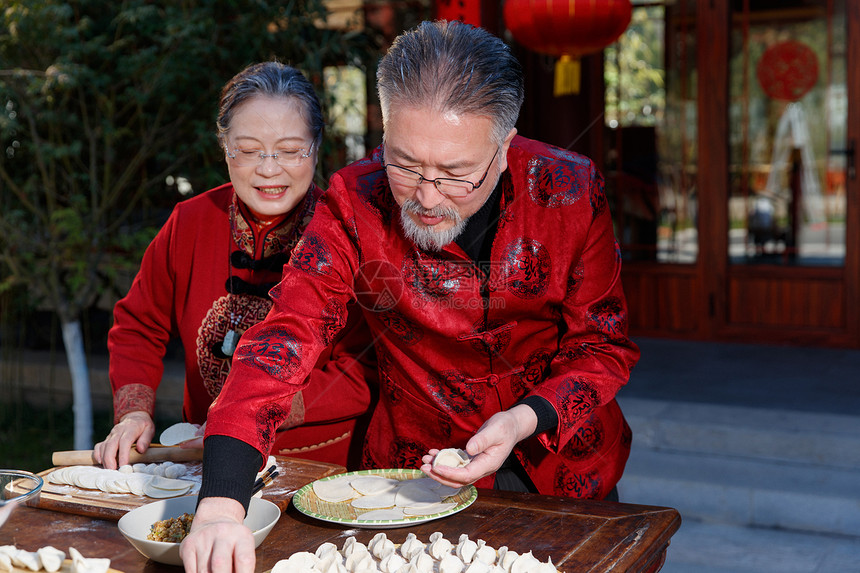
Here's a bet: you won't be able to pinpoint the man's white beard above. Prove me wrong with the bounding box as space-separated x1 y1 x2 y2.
399 199 467 251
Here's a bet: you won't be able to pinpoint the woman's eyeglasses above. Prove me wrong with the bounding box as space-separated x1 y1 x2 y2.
226 143 315 167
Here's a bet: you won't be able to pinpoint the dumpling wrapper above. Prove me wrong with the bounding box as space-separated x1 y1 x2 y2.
142 476 194 498
143 484 189 498
271 551 319 573
313 475 359 503
433 484 463 497
350 492 397 509
402 501 458 516
72 467 103 490
394 482 442 507
159 422 203 446
349 476 400 496
147 475 196 491
356 508 406 521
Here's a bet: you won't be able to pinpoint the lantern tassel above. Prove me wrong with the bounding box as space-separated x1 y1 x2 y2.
554 55 581 96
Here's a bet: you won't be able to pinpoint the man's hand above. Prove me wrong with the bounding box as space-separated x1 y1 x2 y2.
93 411 155 470
420 404 538 487
180 497 255 573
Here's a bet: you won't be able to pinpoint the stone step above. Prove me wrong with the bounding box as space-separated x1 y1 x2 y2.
658 520 860 573
618 397 860 470
617 446 860 538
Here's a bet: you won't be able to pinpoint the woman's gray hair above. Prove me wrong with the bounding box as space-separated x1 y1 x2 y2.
217 61 323 150
376 20 524 146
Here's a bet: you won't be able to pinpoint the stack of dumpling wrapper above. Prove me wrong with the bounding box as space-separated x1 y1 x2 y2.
271 532 558 573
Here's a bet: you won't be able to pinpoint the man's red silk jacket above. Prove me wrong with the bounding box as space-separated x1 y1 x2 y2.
207 136 640 498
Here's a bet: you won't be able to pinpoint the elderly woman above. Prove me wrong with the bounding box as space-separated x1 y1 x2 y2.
94 62 375 470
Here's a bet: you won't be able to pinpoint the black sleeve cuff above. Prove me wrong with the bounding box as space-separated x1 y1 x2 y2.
197 435 264 515
516 395 559 439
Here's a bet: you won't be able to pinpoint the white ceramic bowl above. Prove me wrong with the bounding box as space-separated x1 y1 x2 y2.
118 495 281 566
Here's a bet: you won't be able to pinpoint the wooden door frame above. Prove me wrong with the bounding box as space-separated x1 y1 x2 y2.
697 0 728 341
846 0 860 345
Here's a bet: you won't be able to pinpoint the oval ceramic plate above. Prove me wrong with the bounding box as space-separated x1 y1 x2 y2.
292 468 477 529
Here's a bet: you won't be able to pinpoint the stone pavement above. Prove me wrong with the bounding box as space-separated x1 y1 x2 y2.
617 337 860 573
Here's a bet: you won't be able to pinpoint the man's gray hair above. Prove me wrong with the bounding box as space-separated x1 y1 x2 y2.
377 20 524 146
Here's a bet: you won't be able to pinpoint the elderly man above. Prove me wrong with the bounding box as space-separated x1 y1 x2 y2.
182 20 639 572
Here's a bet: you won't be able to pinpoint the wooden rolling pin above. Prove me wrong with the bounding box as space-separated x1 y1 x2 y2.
52 446 204 466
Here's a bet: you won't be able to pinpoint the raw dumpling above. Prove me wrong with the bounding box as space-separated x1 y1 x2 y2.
529 559 557 573
37 546 66 573
163 463 187 479
428 533 453 560
315 543 339 560
10 549 39 572
271 551 319 573
456 534 477 564
464 560 490 573
510 551 540 573
346 551 376 573
409 552 434 573
378 550 405 573
69 547 111 573
399 533 425 559
439 554 465 573
432 448 471 469
474 540 496 565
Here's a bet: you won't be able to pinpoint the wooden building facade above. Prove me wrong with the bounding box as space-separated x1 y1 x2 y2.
432 0 859 348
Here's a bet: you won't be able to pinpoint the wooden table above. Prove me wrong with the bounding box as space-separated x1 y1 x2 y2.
0 488 680 572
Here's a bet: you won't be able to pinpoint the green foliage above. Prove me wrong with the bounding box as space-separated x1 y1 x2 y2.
0 0 373 323
604 6 666 127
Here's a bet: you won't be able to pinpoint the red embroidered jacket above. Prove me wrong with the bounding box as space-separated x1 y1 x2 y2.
208 137 639 498
108 183 375 467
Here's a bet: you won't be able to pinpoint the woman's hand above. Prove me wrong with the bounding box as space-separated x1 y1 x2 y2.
180 497 255 573
420 404 538 487
93 411 155 470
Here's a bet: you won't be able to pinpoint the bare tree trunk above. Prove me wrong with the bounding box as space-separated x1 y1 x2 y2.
61 319 93 449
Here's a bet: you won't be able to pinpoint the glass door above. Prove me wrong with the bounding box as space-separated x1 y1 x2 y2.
728 0 847 266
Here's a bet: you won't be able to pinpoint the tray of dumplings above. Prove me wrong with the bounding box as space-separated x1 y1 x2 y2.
266 532 560 573
292 469 477 528
0 545 122 573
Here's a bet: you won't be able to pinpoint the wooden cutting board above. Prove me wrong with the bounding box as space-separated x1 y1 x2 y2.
24 455 344 521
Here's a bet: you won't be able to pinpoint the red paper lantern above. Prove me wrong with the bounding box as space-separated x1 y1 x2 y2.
756 41 819 102
503 0 632 95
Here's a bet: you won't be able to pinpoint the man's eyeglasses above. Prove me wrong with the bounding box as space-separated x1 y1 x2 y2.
226 143 315 168
384 148 499 198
